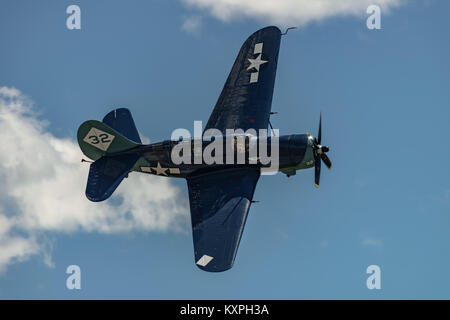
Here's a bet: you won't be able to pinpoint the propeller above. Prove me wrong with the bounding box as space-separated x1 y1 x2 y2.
313 113 332 188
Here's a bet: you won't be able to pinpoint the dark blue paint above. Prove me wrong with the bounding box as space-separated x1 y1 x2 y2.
81 26 302 272
103 108 142 144
187 168 260 272
86 154 140 202
205 26 281 133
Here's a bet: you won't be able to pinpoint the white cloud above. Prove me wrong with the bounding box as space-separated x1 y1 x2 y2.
181 15 203 34
181 0 405 27
0 87 189 273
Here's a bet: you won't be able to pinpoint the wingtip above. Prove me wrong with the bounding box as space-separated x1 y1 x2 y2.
195 263 233 273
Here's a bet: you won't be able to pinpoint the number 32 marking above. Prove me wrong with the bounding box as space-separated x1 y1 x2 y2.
88 134 110 144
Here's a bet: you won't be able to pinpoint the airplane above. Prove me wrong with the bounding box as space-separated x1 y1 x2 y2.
77 26 332 272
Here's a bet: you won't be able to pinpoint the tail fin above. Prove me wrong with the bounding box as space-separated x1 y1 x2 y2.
78 108 143 202
102 108 142 144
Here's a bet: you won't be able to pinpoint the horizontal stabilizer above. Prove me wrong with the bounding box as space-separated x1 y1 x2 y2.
86 154 140 202
78 120 141 161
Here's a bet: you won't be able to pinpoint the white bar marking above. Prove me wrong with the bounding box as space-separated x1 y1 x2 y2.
250 72 259 83
196 255 214 267
254 42 263 54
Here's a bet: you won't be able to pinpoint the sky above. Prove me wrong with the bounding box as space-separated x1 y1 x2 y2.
0 0 449 299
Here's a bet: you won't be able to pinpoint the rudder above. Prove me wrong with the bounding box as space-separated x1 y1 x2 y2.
102 108 142 144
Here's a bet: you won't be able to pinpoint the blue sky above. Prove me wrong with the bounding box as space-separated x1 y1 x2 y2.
0 0 449 299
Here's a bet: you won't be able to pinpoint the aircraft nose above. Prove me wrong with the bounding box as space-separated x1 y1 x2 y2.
288 134 308 163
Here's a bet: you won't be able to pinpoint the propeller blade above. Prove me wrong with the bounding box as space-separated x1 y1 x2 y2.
314 153 321 188
318 113 322 145
320 153 332 169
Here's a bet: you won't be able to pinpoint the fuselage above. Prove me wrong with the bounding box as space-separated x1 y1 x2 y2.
125 134 316 178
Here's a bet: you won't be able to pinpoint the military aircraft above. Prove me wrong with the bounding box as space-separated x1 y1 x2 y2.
77 26 332 272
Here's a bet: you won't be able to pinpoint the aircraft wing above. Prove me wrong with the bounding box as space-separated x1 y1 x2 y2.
204 26 282 133
186 168 260 272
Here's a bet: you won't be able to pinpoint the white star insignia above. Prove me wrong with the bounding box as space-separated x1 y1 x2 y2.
247 54 268 72
151 162 168 176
